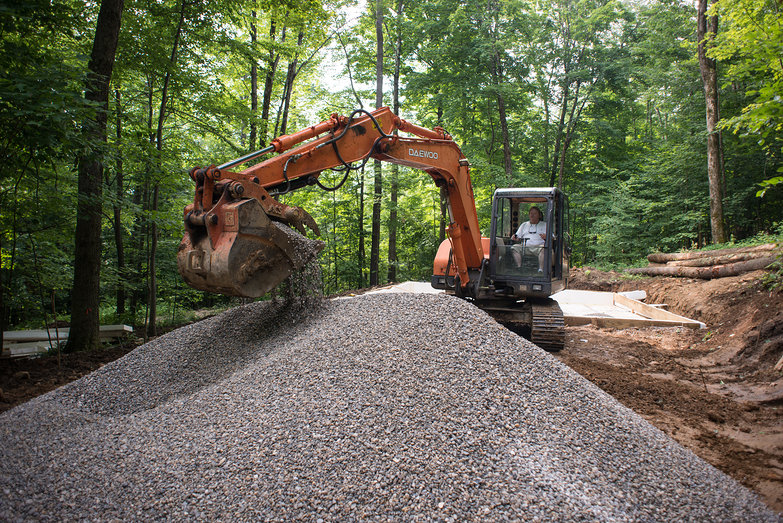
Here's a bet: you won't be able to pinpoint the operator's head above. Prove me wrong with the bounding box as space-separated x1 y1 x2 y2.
529 206 542 223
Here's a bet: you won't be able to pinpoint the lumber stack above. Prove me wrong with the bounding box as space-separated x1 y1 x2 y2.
627 243 780 279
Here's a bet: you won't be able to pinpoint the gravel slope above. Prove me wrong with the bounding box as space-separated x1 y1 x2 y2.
1 293 778 521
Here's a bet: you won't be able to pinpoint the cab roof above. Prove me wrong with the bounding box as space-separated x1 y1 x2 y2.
493 187 561 199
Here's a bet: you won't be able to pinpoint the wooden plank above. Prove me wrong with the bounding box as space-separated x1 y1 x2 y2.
613 293 704 328
564 315 704 329
554 289 704 330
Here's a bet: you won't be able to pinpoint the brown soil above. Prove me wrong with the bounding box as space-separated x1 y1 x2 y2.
558 267 783 512
1 270 782 512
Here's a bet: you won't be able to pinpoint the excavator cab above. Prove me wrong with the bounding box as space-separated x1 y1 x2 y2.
488 188 570 299
430 187 570 350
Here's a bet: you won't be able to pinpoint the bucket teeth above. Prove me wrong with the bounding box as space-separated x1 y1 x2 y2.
284 206 321 237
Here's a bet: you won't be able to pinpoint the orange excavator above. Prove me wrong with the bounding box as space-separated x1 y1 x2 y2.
178 108 570 350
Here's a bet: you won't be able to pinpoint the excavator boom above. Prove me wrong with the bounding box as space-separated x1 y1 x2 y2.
178 108 484 297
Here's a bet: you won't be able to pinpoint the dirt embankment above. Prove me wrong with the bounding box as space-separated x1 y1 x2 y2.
559 268 783 512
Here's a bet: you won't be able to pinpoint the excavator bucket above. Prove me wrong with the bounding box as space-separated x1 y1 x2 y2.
177 198 324 298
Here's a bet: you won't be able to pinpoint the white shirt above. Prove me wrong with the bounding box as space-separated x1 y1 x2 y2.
515 221 547 246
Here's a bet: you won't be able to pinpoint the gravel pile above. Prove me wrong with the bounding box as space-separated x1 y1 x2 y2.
1 293 778 521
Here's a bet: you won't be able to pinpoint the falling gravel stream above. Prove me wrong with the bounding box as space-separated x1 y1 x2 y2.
0 292 779 521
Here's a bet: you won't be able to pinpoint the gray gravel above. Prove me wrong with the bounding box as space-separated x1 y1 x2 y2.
1 293 779 521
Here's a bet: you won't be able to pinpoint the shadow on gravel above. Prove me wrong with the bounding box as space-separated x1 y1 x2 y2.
54 298 326 416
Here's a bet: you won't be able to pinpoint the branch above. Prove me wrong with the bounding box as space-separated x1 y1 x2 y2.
172 108 244 154
337 33 364 108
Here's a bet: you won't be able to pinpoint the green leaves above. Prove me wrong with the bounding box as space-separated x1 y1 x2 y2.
709 0 782 165
757 176 783 198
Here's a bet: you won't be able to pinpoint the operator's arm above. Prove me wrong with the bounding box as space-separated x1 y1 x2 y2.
511 222 527 242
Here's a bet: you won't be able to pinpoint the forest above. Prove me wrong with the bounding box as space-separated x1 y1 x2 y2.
1 0 781 346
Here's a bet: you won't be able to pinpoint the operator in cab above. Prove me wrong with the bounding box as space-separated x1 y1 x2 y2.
510 206 547 272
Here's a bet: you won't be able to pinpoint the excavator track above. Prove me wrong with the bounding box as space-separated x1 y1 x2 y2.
530 299 565 352
480 298 565 352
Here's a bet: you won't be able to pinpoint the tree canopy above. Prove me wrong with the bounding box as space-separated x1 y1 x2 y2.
1 0 781 337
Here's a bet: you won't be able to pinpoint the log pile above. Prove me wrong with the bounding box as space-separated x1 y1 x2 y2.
627 243 780 279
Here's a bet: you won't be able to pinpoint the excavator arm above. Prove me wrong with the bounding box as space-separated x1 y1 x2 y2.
178 107 485 297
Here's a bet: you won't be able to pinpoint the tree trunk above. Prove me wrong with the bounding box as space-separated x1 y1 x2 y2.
437 105 447 243
488 27 512 185
697 0 726 244
387 0 403 283
557 80 581 188
370 0 384 286
260 20 284 146
113 88 126 316
496 91 512 186
148 0 186 338
66 0 124 352
279 29 304 136
146 184 159 338
628 256 776 279
358 168 366 288
668 251 780 267
541 76 551 177
129 82 154 321
647 243 779 263
249 10 258 151
549 80 569 187
129 184 143 318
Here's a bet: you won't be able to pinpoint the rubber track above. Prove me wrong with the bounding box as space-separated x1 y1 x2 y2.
531 299 565 352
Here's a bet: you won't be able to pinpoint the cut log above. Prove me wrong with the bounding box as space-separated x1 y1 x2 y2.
668 251 779 267
647 243 779 263
627 256 777 279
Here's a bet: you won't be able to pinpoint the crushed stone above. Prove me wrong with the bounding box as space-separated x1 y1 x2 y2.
0 293 778 521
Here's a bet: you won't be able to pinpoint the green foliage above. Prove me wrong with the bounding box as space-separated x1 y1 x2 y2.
709 0 783 141
3 0 783 333
709 0 783 194
757 177 783 198
761 253 783 292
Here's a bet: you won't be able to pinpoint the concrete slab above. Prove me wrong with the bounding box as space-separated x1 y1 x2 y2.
552 289 704 329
